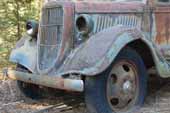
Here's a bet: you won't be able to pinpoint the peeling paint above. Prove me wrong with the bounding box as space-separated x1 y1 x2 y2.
10 0 170 81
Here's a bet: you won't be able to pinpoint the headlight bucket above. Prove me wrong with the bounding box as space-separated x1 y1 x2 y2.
75 14 93 35
26 20 38 38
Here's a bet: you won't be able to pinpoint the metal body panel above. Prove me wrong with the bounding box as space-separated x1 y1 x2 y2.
154 4 170 60
57 26 166 77
58 26 142 75
10 35 37 73
37 1 74 74
9 0 170 80
75 2 145 13
0 69 84 92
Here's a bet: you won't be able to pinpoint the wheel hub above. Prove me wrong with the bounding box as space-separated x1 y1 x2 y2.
123 80 132 93
107 60 138 112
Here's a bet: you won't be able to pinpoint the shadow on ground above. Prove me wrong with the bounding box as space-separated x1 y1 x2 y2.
0 75 170 113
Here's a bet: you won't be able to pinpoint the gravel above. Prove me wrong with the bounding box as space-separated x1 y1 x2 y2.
0 77 170 113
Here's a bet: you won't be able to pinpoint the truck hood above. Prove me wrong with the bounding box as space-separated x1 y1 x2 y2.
75 1 145 13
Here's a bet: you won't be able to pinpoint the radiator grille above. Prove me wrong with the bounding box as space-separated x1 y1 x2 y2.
38 6 63 71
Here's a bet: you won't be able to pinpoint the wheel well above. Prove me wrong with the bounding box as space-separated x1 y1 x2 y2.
127 39 155 70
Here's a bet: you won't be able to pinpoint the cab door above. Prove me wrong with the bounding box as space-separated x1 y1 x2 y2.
154 0 170 59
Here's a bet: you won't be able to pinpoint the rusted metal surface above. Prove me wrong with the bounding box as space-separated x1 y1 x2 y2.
10 35 37 73
0 69 84 92
9 0 170 88
58 26 142 76
37 1 74 74
154 4 170 59
75 1 145 13
106 60 138 111
6 1 170 112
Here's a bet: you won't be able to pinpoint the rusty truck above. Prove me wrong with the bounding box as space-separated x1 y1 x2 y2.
2 0 170 113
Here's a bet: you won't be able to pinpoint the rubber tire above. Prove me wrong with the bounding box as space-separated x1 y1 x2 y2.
16 65 43 100
85 47 147 113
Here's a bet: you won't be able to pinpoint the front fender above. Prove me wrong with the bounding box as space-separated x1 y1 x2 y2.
10 35 37 72
59 26 145 76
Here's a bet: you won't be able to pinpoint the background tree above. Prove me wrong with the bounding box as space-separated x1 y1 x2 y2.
0 0 43 68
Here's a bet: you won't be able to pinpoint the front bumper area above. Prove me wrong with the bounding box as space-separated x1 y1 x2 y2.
0 69 84 92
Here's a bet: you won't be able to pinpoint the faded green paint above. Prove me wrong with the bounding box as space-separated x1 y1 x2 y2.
9 0 170 84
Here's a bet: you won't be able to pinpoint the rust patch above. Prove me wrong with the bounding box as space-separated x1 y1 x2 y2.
155 14 170 45
75 2 145 13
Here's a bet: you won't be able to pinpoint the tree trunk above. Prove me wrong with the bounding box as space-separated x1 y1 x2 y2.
16 0 21 40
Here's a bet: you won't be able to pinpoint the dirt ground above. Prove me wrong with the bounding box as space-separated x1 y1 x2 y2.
0 76 170 113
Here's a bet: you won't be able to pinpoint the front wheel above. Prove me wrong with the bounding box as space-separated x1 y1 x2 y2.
85 47 147 113
16 65 43 99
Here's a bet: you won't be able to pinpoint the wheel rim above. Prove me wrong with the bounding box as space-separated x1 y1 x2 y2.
107 60 139 112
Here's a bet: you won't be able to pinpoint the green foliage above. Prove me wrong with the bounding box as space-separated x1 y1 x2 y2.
0 0 43 68
0 48 8 53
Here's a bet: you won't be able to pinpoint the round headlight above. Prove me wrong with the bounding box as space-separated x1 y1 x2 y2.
76 14 93 35
26 20 38 37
